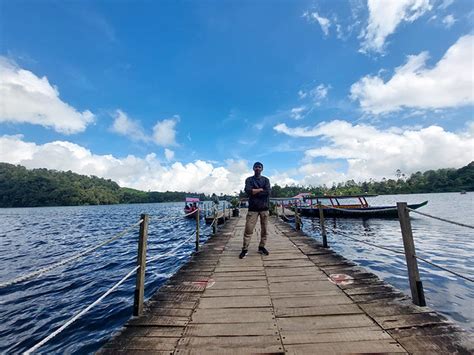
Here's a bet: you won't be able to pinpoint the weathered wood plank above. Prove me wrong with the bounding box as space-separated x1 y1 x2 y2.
275 304 363 317
191 308 275 323
277 314 377 331
285 339 406 354
280 326 392 344
184 323 278 337
197 295 272 309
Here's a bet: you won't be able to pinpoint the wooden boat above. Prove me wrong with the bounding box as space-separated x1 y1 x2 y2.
184 197 201 218
295 194 428 218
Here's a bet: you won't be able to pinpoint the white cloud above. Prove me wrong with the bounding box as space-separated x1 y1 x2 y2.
290 106 306 120
310 84 330 103
297 84 331 107
153 115 179 146
360 0 432 53
298 90 307 99
110 110 149 142
351 35 474 114
442 14 456 28
164 148 174 161
274 120 474 183
303 11 331 36
0 57 94 134
0 135 253 194
439 0 453 10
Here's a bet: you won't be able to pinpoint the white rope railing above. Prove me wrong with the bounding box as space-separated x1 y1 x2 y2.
183 209 198 218
147 230 197 264
407 208 474 229
24 265 140 355
0 219 143 289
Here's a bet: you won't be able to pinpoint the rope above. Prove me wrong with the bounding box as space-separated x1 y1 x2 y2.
24 265 140 355
0 220 143 289
147 230 197 263
183 209 198 217
408 208 474 229
337 233 406 256
414 255 473 283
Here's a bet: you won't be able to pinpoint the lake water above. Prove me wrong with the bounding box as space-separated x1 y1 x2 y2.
0 193 472 353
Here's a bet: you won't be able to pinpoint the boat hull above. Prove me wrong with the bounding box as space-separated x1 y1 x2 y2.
297 201 428 218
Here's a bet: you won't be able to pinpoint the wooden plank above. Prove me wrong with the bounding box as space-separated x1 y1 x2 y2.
267 274 328 283
128 315 189 327
272 294 353 308
202 287 269 297
277 314 376 331
275 304 363 317
209 280 268 289
184 323 278 337
265 266 322 277
280 326 392 344
197 296 272 309
285 340 406 354
373 312 450 330
176 336 283 351
102 336 180 350
191 308 275 323
269 280 340 293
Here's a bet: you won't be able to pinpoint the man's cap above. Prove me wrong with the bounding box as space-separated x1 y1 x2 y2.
253 161 263 169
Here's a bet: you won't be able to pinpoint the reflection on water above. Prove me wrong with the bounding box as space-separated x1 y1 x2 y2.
0 202 221 354
300 192 474 332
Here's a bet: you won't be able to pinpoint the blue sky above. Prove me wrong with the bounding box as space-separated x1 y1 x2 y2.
0 0 473 194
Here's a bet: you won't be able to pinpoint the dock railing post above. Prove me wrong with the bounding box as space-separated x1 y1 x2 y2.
213 206 217 234
318 203 328 248
133 213 149 316
295 202 301 230
397 202 426 307
195 208 200 252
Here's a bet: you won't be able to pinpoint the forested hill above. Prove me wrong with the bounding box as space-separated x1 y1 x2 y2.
1 162 473 207
0 163 206 207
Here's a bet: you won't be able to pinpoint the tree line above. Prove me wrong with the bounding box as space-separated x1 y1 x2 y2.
0 163 208 207
264 162 473 198
0 162 472 207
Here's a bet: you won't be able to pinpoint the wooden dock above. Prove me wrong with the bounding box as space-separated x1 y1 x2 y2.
101 211 473 354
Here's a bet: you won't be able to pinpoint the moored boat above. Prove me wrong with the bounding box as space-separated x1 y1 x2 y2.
296 194 428 218
184 197 201 218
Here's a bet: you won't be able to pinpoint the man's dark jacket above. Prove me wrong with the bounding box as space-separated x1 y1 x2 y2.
244 175 271 212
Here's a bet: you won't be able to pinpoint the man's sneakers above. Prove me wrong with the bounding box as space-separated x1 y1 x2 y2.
239 247 269 258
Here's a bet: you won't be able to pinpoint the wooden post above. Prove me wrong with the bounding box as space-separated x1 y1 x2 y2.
133 213 149 316
318 203 328 248
195 208 200 252
295 202 301 230
397 202 426 306
213 207 217 234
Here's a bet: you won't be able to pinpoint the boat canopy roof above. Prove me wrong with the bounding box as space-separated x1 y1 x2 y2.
185 197 200 202
305 194 378 199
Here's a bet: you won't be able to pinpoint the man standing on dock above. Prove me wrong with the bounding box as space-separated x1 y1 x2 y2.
240 162 271 259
